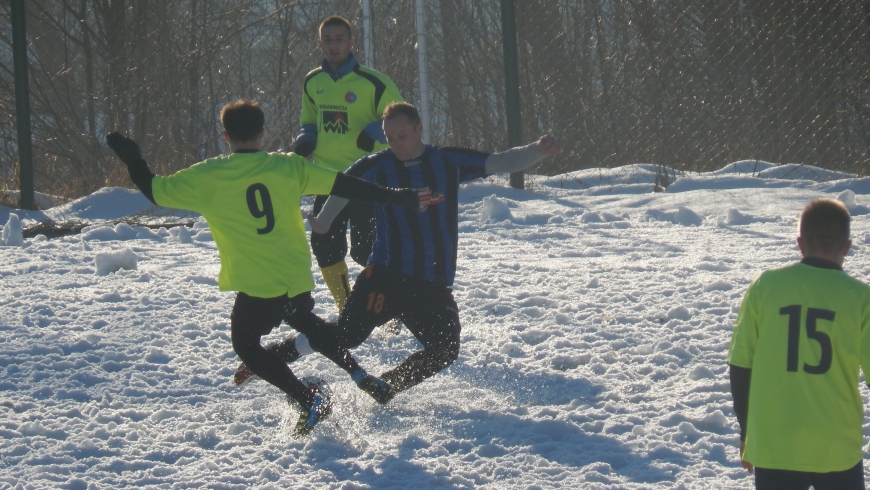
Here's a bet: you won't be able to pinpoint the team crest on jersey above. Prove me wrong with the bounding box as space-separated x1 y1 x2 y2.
416 187 444 212
345 91 357 103
323 111 349 134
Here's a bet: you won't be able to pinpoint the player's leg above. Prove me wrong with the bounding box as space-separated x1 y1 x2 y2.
310 194 352 312
379 286 461 393
753 466 812 490
809 461 865 490
305 265 404 403
229 292 313 406
348 200 375 267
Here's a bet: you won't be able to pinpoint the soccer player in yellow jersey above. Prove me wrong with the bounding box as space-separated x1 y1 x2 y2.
294 15 404 312
728 198 870 489
106 99 416 436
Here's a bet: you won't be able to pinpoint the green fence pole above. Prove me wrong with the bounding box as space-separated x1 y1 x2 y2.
501 0 523 189
12 0 35 210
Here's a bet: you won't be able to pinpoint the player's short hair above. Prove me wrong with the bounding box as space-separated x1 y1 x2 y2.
383 102 422 127
799 198 851 255
220 99 264 143
319 16 352 37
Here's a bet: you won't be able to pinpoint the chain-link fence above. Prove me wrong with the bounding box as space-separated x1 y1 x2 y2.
1 0 868 202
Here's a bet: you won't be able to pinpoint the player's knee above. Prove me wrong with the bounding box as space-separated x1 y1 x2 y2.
230 330 259 362
349 246 370 267
338 330 368 349
434 341 460 367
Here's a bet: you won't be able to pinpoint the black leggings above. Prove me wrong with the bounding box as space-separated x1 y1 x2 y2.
308 265 461 392
754 461 865 490
230 292 325 405
310 194 375 267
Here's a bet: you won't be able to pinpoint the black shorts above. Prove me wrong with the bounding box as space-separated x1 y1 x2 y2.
755 461 864 490
310 194 375 267
230 291 319 339
333 264 461 351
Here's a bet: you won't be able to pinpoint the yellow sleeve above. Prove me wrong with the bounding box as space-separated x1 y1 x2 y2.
377 75 404 115
300 73 319 127
861 296 870 384
728 278 762 368
297 158 338 197
151 164 208 213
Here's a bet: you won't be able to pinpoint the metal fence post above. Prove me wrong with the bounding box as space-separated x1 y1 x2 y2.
501 0 523 189
12 0 35 210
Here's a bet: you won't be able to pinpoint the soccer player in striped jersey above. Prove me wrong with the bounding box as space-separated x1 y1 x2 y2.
234 102 561 403
106 99 416 436
295 15 404 313
728 198 870 489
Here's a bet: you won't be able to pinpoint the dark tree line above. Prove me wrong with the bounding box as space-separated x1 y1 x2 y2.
1 0 869 200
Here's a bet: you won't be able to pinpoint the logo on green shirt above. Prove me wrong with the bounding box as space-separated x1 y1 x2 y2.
323 111 349 134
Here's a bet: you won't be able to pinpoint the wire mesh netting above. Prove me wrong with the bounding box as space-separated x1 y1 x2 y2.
1 0 868 202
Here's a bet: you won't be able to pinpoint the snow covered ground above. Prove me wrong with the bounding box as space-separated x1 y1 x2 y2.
2 161 870 489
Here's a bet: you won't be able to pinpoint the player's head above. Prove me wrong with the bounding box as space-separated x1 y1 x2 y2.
220 98 265 144
382 102 425 161
318 16 354 69
798 198 851 261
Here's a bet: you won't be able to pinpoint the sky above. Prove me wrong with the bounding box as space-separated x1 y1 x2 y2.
1 161 870 489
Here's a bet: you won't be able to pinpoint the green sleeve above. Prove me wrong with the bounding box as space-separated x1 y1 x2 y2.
298 157 338 196
300 78 318 127
151 164 207 213
377 75 404 115
861 298 870 384
728 278 761 369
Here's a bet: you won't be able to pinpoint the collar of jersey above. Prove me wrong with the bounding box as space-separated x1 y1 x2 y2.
321 52 359 80
800 257 843 271
233 149 260 154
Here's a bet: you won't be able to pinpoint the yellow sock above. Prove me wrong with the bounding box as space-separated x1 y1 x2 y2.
321 261 350 312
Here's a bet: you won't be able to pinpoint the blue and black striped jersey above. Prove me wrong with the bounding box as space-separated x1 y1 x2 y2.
346 145 489 286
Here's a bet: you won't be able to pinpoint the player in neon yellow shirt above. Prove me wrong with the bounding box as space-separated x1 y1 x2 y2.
106 99 416 436
728 198 870 489
294 15 404 312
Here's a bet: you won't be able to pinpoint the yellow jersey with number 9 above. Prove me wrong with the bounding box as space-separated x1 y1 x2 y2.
728 262 870 472
151 151 337 298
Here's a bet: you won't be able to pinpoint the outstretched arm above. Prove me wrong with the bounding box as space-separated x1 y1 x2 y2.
484 134 561 175
308 196 349 234
309 173 418 233
106 132 156 204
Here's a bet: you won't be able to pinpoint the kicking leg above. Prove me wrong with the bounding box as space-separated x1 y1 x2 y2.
304 265 404 403
230 293 313 406
380 288 461 393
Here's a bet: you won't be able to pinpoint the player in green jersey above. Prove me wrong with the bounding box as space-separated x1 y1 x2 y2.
294 15 404 312
728 198 870 489
106 99 416 436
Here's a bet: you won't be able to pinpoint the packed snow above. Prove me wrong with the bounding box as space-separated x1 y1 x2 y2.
2 161 870 488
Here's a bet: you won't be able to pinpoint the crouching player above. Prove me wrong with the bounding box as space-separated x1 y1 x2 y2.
728 198 870 489
106 99 416 436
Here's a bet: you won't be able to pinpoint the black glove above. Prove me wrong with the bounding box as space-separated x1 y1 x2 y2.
388 188 421 210
294 140 315 158
106 132 144 166
356 129 376 153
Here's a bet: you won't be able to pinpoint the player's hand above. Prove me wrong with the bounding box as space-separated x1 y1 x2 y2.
536 134 561 156
294 140 315 158
393 188 422 210
739 441 753 474
307 210 329 234
106 132 144 166
356 129 376 152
